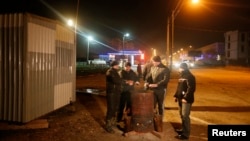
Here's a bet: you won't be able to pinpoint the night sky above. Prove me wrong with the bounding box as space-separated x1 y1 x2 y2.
1 0 250 57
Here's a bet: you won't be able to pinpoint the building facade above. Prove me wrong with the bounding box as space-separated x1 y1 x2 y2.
224 30 250 66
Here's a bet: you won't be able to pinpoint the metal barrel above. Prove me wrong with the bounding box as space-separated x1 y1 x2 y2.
130 90 154 132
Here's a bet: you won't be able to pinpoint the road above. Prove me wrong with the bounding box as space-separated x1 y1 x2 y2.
164 67 250 140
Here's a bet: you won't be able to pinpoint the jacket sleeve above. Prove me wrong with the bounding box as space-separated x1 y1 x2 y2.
156 67 170 88
183 75 196 100
174 84 179 98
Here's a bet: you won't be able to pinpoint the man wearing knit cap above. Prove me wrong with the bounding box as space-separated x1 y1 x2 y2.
174 62 196 140
105 60 122 133
144 55 170 118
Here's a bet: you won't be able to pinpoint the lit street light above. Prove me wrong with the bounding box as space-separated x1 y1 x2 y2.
67 19 74 27
122 33 130 55
87 36 93 65
167 0 199 71
122 33 129 67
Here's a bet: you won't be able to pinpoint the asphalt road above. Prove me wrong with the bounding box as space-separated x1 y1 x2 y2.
164 67 250 141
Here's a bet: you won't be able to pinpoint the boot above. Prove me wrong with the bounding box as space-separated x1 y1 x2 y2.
154 115 163 132
105 120 115 133
124 116 132 133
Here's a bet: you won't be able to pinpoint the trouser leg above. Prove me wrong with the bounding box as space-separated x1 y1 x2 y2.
126 91 132 116
153 89 166 115
117 92 126 121
181 103 191 137
105 93 115 133
105 92 120 133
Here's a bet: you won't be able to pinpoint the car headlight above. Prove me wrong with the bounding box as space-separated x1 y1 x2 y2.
174 63 180 67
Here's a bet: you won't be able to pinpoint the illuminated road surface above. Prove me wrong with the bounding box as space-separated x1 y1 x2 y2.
164 67 250 141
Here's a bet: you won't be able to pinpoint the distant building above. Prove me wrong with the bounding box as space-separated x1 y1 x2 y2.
224 30 250 66
107 50 145 66
195 42 225 65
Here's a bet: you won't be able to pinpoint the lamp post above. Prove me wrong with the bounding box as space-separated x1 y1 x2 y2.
122 33 129 67
167 0 199 71
87 36 93 65
122 33 130 56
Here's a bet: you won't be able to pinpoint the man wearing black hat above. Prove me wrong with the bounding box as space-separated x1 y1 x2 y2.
145 55 170 117
174 62 196 140
105 60 122 133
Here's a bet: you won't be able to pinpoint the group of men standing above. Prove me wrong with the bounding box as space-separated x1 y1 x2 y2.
105 55 196 140
105 61 139 133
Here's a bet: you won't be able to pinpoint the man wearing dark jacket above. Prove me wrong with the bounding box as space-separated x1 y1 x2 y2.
145 56 170 116
174 62 196 140
117 62 140 122
105 60 122 133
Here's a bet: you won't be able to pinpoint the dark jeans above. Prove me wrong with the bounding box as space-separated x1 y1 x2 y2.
106 92 120 121
117 90 132 121
153 88 166 115
178 101 192 137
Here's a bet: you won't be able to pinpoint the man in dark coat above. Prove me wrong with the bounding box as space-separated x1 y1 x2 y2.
145 56 170 116
105 60 122 133
174 62 196 140
117 62 140 122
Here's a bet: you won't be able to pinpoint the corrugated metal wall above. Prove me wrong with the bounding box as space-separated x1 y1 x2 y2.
54 24 76 110
0 13 76 123
0 13 24 122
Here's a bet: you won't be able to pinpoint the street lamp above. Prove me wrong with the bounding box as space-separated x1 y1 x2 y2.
67 19 74 27
87 36 93 65
122 33 129 67
167 0 199 71
122 33 130 55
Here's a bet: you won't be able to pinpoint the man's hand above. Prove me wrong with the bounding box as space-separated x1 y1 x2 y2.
181 99 187 103
126 80 134 85
149 84 158 88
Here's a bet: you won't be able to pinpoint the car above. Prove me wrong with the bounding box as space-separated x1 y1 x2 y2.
173 60 195 69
